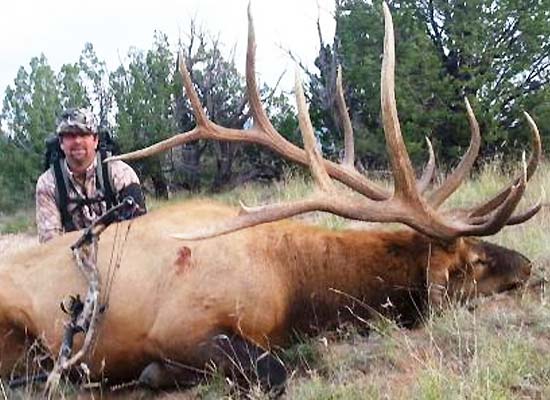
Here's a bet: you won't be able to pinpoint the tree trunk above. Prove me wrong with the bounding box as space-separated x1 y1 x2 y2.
181 143 202 192
211 141 237 192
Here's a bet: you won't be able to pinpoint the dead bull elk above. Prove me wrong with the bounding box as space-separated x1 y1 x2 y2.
0 2 542 394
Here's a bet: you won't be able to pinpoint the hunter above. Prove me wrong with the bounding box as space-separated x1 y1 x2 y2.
36 108 146 243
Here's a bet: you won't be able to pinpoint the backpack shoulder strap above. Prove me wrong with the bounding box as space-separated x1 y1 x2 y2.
95 151 117 209
51 159 76 232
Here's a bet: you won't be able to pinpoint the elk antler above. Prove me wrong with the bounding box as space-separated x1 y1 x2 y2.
109 2 541 242
108 5 391 201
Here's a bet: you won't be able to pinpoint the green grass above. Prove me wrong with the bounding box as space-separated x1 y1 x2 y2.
0 209 35 234
412 314 550 399
287 374 376 400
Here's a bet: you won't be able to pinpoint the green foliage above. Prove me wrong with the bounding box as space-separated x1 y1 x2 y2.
283 338 324 371
337 0 444 165
0 55 61 212
0 24 295 208
110 32 178 197
79 43 112 125
311 0 550 168
0 213 33 234
0 139 37 212
58 62 90 109
110 32 176 150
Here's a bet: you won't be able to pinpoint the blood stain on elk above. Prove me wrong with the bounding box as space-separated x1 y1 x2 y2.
174 246 192 274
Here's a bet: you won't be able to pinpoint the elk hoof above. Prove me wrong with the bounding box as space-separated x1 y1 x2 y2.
256 352 287 397
138 361 200 390
138 361 173 389
138 362 161 389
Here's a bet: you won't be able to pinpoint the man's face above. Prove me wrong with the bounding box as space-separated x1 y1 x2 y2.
60 132 99 172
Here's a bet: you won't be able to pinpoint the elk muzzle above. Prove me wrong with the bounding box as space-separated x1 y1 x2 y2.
447 240 532 301
480 241 532 293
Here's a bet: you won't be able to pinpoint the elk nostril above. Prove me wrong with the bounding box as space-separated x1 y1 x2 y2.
505 282 522 291
523 262 532 277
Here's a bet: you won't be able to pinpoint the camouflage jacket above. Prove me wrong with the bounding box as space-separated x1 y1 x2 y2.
36 158 141 243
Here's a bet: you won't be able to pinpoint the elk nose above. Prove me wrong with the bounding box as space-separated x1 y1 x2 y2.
514 254 532 282
521 261 532 280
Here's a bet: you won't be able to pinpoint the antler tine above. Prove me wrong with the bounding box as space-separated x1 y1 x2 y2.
505 199 543 226
178 52 210 128
417 137 436 193
214 72 337 234
295 71 334 192
104 55 211 162
245 3 273 133
429 97 481 208
243 6 312 160
245 6 394 199
464 154 529 235
380 2 421 204
506 170 545 226
105 130 205 161
506 184 546 225
244 4 399 200
522 112 542 179
467 111 541 218
173 196 331 240
243 6 389 198
335 66 355 168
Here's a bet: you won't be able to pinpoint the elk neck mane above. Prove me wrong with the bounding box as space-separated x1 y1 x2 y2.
255 220 463 331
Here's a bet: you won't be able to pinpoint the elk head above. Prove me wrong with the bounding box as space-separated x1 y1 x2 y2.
109 2 542 308
449 239 532 299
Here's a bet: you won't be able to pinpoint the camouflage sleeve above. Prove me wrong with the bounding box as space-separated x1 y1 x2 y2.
35 170 63 243
109 160 146 213
109 160 141 192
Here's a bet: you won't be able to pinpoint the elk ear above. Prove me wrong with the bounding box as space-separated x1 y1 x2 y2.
453 237 486 267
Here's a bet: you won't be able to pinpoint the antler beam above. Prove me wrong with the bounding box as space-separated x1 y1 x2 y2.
109 2 541 243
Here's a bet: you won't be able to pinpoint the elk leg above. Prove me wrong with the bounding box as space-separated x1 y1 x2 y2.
139 333 286 395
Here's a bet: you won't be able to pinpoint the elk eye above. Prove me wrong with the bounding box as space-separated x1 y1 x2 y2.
470 259 489 277
469 252 487 265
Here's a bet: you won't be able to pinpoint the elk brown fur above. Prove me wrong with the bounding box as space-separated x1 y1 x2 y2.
0 1 542 394
0 200 533 389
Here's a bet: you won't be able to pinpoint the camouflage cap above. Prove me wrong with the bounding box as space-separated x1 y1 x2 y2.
56 108 98 135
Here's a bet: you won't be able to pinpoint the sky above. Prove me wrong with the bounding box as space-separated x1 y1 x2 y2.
0 0 336 101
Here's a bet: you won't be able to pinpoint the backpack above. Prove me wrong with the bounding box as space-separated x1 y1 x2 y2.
43 130 119 232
